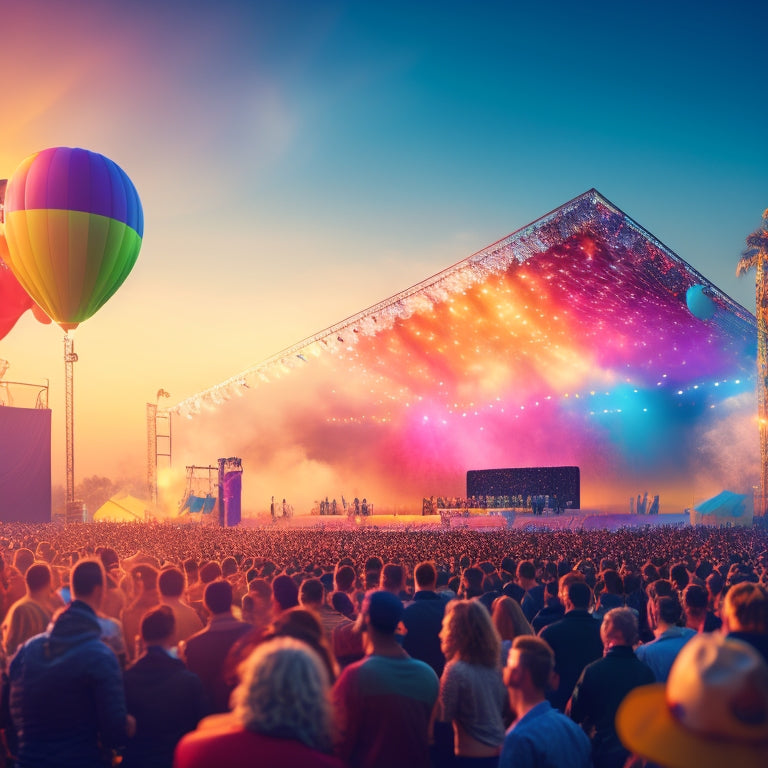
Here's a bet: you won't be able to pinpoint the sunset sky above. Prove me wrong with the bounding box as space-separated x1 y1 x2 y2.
1 1 766 513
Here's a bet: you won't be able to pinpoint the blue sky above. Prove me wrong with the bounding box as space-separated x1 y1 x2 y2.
1 0 766 493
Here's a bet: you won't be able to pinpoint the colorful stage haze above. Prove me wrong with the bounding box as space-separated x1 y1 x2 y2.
169 191 758 516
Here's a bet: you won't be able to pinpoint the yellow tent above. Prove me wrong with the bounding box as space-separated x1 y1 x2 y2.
93 494 154 523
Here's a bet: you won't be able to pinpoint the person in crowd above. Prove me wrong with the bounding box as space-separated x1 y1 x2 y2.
333 590 439 768
721 581 768 662
617 632 768 768
499 636 591 768
123 605 207 768
299 577 348 643
568 607 654 768
241 577 272 630
460 566 485 600
1 562 58 658
6 559 133 768
401 561 452 768
0 555 25 625
12 549 34 578
174 637 344 768
593 569 625 621
122 564 161 662
635 594 695 682
159 566 205 647
491 596 534 665
98 547 126 620
439 599 507 766
270 573 299 616
180 579 252 714
516 561 545 623
681 582 722 633
538 574 602 711
402 561 450 678
380 562 408 600
530 581 564 632
333 563 361 610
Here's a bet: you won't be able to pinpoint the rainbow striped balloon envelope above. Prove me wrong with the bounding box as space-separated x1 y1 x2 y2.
2 147 143 331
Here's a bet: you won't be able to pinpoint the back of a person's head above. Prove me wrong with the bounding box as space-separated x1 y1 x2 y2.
670 563 690 591
141 604 175 644
299 577 324 607
443 599 500 668
331 591 355 618
706 571 724 597
231 636 333 752
199 560 222 584
462 566 484 594
516 560 536 582
482 571 502 594
364 556 383 574
601 607 639 646
682 584 708 613
723 582 768 633
334 564 356 593
477 560 496 575
649 578 675 600
362 590 403 636
158 566 185 598
204 578 233 614
511 635 555 692
414 561 437 590
25 562 51 593
132 564 159 592
641 561 660 584
602 569 623 595
221 556 238 578
492 595 534 642
272 574 300 611
655 594 683 625
13 548 35 575
182 558 198 578
566 580 592 610
72 559 105 600
380 563 405 592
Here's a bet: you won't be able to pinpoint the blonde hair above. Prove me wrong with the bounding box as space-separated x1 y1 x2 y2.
443 599 501 668
232 637 334 751
491 596 534 642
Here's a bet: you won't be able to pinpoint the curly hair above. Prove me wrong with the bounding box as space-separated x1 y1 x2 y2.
232 637 334 752
442 599 501 668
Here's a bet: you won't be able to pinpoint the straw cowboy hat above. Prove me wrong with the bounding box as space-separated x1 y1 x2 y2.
616 633 768 768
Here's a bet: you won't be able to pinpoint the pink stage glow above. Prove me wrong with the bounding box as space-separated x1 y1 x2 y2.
171 191 757 515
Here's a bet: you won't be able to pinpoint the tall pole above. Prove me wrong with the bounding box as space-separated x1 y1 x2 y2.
64 335 78 504
758 252 768 517
147 403 158 505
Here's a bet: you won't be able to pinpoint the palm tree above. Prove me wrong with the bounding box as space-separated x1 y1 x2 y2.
737 210 768 517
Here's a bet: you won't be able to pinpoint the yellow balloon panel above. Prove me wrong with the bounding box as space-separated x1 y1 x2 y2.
4 209 140 331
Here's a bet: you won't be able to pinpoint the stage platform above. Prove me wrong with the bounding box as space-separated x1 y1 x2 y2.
240 510 692 531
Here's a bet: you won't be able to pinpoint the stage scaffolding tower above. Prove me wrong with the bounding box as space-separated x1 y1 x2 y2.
147 390 172 506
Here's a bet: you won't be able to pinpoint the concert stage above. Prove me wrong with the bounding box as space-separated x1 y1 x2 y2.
242 509 692 531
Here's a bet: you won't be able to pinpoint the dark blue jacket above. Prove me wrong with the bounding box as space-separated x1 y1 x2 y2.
123 646 208 768
8 599 128 768
402 591 449 677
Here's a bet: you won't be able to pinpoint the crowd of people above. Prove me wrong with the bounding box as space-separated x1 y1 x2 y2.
0 520 764 767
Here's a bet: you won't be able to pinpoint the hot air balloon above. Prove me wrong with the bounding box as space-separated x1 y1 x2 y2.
2 147 143 331
2 148 143 509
